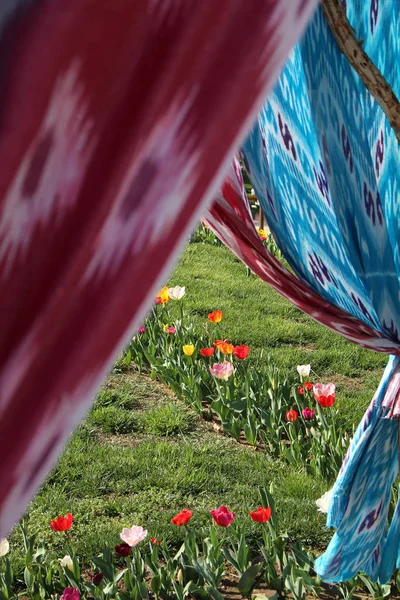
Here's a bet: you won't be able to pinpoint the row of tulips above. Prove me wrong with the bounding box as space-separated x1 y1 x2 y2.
0 488 321 600
2 486 394 600
189 220 284 266
126 288 349 480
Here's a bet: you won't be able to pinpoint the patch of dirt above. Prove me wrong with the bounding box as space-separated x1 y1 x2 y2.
296 344 318 352
96 368 231 449
331 373 369 391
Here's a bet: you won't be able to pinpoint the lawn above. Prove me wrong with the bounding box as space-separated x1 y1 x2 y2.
8 370 329 575
7 239 386 583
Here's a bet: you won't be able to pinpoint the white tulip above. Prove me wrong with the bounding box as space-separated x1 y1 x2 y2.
251 188 255 195
0 538 9 557
120 526 148 547
58 555 74 571
296 364 311 378
168 286 185 300
316 489 333 514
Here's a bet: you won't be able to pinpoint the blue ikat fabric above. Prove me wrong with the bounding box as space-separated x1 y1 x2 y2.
240 0 400 583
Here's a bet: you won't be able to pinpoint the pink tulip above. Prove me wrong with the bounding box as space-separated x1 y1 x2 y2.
209 361 233 380
167 326 176 334
210 505 235 527
60 588 80 600
302 407 315 420
120 525 147 546
138 326 146 335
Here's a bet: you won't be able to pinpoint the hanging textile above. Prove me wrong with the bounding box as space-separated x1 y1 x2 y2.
206 0 400 584
0 0 318 538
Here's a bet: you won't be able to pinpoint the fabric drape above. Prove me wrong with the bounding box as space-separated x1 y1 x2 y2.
208 0 400 583
0 0 318 538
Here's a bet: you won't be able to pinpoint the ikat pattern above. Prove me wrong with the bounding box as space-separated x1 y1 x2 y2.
237 0 400 583
0 0 318 538
241 1 400 341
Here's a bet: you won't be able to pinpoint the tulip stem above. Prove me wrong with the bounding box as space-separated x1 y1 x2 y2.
316 402 328 430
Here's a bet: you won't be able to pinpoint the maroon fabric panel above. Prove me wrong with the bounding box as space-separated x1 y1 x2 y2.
0 0 317 535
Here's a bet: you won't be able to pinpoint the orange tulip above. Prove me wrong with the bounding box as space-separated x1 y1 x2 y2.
213 339 233 354
208 310 223 323
219 342 234 355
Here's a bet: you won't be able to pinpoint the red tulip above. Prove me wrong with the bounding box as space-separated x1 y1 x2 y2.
210 506 235 527
150 538 161 546
286 409 298 422
171 509 192 526
50 513 74 532
316 395 335 407
233 344 250 360
297 386 304 395
304 382 313 391
114 543 131 557
250 507 272 523
314 383 336 408
200 347 215 357
90 573 104 586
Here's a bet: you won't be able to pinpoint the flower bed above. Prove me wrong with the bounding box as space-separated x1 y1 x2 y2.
1 484 396 599
127 287 349 481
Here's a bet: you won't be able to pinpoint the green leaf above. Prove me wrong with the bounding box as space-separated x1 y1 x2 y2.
222 547 240 573
182 564 204 586
103 582 116 595
238 563 262 595
244 417 257 445
230 399 246 413
91 556 114 582
150 574 161 596
124 350 132 366
205 586 225 600
23 567 33 589
237 535 249 572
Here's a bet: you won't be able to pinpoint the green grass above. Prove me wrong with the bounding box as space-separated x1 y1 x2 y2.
139 402 196 436
10 372 330 575
88 406 138 434
9 241 386 575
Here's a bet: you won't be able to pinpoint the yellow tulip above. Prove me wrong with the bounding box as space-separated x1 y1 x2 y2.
156 286 170 304
183 344 195 356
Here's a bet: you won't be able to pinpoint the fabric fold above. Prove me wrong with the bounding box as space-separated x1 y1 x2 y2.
314 356 400 581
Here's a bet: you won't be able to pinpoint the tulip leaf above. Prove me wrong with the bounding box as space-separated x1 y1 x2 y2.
124 349 132 366
229 399 246 413
205 586 225 600
23 567 33 589
222 547 240 573
150 574 161 595
237 535 249 572
238 563 262 595
91 556 114 582
244 418 257 445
